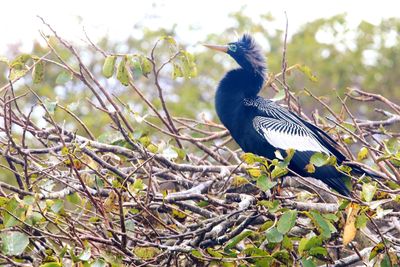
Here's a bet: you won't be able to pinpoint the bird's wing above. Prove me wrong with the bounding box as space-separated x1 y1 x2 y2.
247 97 345 156
252 116 330 154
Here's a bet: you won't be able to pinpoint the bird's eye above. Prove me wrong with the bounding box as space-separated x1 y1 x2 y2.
228 44 237 52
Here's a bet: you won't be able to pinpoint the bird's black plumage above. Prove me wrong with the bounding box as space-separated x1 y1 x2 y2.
207 34 377 197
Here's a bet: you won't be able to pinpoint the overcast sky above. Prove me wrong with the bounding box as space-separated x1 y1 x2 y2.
2 0 399 53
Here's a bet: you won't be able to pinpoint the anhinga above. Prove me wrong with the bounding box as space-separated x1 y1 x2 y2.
204 34 378 197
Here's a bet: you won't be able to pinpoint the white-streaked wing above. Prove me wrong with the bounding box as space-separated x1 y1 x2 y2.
253 116 330 154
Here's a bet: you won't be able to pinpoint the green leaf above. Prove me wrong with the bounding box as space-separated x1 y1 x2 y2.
258 200 280 213
101 250 123 266
26 212 43 226
301 258 316 267
55 71 71 85
190 250 203 258
265 227 283 243
79 246 91 261
310 211 332 239
380 255 391 267
147 144 158 153
44 98 58 115
277 210 297 234
309 246 328 257
133 247 160 260
297 64 318 82
172 146 186 160
244 247 270 257
66 192 82 206
179 50 197 78
322 213 339 222
9 68 27 80
271 165 288 179
255 258 274 267
162 35 177 47
10 54 31 69
133 179 144 191
102 55 117 78
357 147 369 161
3 198 22 227
385 138 399 154
206 248 223 258
139 55 152 77
257 175 277 191
1 231 29 256
117 56 130 86
23 195 35 205
272 250 290 264
91 259 107 267
362 182 377 202
355 212 368 229
282 235 293 250
338 164 352 174
369 242 385 260
51 199 64 214
304 236 323 251
298 237 308 255
32 60 45 84
341 122 356 133
310 152 329 167
224 230 252 250
39 263 62 267
172 63 183 79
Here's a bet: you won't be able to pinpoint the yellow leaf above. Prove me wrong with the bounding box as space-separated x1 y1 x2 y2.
232 176 249 187
241 153 256 164
102 55 117 78
117 56 130 86
172 208 187 219
134 247 160 260
357 147 369 161
32 60 45 84
61 146 69 155
305 163 315 173
343 202 360 246
81 154 99 170
147 144 158 153
247 168 262 178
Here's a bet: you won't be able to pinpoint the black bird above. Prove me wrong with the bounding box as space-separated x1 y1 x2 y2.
204 34 378 197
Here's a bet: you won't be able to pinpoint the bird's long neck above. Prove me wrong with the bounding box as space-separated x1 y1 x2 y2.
215 68 264 129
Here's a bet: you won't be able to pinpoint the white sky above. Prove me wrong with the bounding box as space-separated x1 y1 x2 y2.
1 0 400 53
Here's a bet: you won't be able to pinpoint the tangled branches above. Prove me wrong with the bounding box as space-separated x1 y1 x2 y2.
0 18 399 266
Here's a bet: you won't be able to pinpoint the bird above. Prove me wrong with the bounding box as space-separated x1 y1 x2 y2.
204 34 379 197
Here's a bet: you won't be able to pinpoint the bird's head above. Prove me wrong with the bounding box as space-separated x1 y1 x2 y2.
204 34 266 77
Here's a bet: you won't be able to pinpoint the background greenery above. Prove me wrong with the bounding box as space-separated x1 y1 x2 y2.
2 13 400 136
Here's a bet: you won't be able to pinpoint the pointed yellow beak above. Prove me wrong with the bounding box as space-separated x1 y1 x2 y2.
203 44 228 53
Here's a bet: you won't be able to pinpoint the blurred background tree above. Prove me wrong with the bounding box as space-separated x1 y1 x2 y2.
2 11 400 137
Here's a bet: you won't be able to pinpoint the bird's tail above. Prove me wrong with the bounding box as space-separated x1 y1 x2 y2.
346 162 385 180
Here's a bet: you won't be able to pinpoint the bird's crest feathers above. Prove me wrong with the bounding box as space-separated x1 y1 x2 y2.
237 34 266 76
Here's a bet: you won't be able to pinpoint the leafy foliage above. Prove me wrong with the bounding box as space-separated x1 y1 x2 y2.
0 12 399 266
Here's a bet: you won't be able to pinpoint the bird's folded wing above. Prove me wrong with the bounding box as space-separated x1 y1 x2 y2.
253 116 330 154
